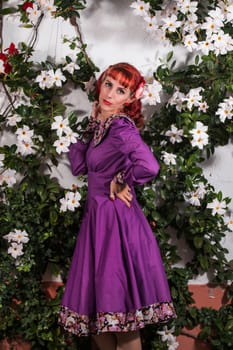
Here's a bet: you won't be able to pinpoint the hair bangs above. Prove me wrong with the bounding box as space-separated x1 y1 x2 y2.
107 68 135 90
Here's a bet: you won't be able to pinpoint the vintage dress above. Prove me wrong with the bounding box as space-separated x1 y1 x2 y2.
59 114 176 336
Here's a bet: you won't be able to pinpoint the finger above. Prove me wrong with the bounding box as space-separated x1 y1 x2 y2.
109 180 116 201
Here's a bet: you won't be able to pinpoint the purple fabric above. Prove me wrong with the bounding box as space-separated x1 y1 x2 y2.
61 116 174 327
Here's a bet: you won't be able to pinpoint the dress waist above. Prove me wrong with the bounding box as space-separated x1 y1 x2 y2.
87 171 112 198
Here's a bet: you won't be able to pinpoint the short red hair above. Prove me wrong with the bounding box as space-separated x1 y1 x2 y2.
95 62 145 129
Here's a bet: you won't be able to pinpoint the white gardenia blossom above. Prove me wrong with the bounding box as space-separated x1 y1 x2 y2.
141 80 162 105
184 183 206 206
6 114 22 127
165 124 184 144
212 31 233 55
26 3 42 25
202 16 224 36
8 242 24 259
209 7 225 27
60 191 82 212
167 336 179 350
161 151 177 165
207 199 227 216
38 0 57 15
198 101 209 112
0 153 5 167
35 70 53 89
143 15 159 32
224 214 233 231
51 115 70 137
4 229 29 244
157 326 176 342
198 39 214 55
185 87 204 110
63 61 80 74
53 137 70 154
64 128 79 144
216 100 233 122
16 140 35 156
130 1 150 17
0 169 17 187
167 88 185 112
162 14 182 32
15 125 34 142
183 13 199 32
190 121 209 149
48 68 66 88
183 33 198 52
177 0 198 15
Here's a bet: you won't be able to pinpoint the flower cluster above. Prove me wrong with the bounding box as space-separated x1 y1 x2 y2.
168 87 208 113
15 125 36 156
216 96 233 122
60 191 81 212
157 326 179 350
161 151 177 165
130 0 233 56
3 229 29 259
21 0 57 25
141 80 163 105
35 68 66 89
0 43 19 75
0 154 17 187
189 121 209 150
184 182 207 206
51 115 78 154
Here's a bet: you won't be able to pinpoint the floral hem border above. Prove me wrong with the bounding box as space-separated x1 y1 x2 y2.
58 301 176 336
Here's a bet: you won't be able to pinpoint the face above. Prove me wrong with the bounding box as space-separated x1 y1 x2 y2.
98 76 133 115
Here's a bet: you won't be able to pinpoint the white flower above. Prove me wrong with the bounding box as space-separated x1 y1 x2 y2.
183 13 199 32
8 242 24 259
0 153 5 167
38 0 57 15
224 214 233 231
48 68 66 87
212 31 233 55
162 14 182 32
63 61 79 74
4 229 29 244
198 101 209 112
157 326 175 342
130 1 150 17
16 140 35 156
53 137 70 154
167 335 179 350
167 88 185 112
209 7 225 27
15 125 34 142
184 183 206 206
161 151 177 165
183 33 198 52
6 114 22 127
26 3 42 25
141 80 162 105
35 70 53 89
190 121 209 149
51 115 70 137
165 124 184 144
185 87 204 110
0 169 17 187
60 191 81 212
143 15 159 32
198 39 214 55
177 0 198 15
64 128 79 144
216 101 233 122
202 16 223 36
207 199 227 216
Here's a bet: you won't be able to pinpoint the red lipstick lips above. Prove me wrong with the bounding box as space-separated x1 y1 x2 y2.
103 99 112 106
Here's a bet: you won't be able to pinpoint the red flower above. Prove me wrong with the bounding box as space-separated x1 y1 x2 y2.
22 1 33 11
0 52 7 62
5 43 19 55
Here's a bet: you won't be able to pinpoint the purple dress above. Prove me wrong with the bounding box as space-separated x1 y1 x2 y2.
59 114 176 336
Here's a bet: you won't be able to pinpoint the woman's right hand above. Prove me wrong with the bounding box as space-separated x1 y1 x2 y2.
109 180 133 208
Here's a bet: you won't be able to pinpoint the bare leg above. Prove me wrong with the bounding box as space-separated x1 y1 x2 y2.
116 331 142 350
92 333 117 350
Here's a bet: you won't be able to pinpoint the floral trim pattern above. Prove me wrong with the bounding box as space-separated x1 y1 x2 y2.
81 113 135 146
58 302 176 336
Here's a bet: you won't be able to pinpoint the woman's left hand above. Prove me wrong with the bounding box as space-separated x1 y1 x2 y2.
109 180 133 208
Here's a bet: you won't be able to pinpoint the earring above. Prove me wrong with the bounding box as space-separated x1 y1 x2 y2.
124 102 130 107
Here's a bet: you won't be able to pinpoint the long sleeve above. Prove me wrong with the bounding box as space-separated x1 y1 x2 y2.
111 117 160 186
68 140 90 176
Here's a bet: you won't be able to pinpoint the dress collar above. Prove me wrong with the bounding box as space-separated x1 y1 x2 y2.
86 113 134 146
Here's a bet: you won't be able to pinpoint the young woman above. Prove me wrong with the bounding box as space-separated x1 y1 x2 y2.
59 62 176 350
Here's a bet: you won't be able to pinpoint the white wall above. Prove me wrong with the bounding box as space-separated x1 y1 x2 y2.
3 0 233 283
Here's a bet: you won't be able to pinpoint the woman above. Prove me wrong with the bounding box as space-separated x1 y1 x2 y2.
59 62 176 350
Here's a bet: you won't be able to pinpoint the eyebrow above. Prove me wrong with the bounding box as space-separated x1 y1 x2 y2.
105 78 127 90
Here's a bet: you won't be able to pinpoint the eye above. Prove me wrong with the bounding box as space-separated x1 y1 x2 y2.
117 88 126 95
104 80 112 87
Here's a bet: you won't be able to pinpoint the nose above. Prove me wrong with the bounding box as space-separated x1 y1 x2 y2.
107 88 114 98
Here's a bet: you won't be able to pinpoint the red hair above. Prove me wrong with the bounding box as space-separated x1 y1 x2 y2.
95 62 145 129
